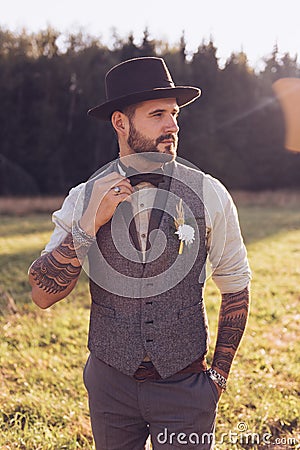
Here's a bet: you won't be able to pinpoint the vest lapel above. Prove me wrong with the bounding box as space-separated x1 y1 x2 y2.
146 163 174 254
117 200 142 258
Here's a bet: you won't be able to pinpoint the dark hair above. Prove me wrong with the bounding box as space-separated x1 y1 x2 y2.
122 104 137 121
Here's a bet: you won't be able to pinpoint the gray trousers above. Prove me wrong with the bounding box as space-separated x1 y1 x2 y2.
83 353 218 450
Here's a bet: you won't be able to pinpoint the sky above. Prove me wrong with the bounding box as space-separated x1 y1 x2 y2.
1 0 300 68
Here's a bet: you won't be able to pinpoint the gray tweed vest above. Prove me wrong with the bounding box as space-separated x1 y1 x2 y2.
87 161 208 379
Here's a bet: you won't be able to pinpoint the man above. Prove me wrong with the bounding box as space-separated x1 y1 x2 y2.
29 57 251 450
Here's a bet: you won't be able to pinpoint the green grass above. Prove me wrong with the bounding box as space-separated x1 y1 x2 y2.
0 205 300 449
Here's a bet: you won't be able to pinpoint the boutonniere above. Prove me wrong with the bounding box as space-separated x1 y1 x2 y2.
174 199 195 254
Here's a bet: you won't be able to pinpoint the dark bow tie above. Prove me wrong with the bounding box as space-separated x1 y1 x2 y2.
128 172 165 187
119 163 165 187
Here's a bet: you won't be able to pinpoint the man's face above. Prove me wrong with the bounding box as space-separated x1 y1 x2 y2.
126 98 180 159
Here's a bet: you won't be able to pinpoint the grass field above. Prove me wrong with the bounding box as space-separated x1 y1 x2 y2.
0 193 300 449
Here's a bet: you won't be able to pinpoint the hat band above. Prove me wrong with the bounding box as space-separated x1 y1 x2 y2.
106 80 175 102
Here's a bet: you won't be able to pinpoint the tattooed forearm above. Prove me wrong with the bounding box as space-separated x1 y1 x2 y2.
30 233 85 295
212 286 250 378
31 253 81 294
211 350 231 373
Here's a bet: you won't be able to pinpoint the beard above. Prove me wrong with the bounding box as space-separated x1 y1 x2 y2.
127 119 178 162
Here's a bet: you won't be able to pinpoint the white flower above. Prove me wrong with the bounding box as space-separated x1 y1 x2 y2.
175 224 195 245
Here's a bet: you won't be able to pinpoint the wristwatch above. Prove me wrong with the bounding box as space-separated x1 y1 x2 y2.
207 368 227 391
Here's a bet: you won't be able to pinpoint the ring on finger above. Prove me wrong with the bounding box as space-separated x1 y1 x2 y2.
113 186 121 194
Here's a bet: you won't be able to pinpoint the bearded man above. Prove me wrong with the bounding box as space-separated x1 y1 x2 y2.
29 57 251 450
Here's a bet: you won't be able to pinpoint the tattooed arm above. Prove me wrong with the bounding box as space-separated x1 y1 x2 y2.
29 172 134 309
211 286 250 393
29 233 84 309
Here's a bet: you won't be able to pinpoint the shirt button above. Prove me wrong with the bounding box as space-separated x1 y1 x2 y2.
140 203 144 207
141 233 146 239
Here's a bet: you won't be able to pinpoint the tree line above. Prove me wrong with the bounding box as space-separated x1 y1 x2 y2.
0 27 300 195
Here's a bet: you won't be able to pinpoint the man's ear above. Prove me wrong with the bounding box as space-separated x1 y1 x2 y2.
111 111 128 136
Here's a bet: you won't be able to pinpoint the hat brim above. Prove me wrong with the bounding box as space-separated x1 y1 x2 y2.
87 86 201 120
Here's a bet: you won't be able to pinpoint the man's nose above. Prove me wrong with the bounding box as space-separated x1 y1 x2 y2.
164 115 179 134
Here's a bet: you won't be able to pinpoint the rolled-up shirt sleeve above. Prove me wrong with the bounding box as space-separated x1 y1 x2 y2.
42 183 85 254
204 175 251 294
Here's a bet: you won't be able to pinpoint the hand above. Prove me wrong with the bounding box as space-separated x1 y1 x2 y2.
79 172 134 236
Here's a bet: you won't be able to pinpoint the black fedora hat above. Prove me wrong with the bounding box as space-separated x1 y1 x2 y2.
87 57 201 120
